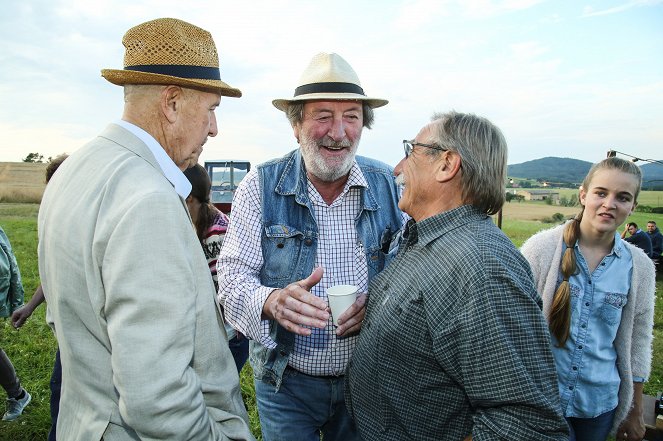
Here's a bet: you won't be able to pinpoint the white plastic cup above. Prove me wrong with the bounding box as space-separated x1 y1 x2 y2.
326 285 359 326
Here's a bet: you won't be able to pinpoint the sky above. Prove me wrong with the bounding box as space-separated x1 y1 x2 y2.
1 0 662 169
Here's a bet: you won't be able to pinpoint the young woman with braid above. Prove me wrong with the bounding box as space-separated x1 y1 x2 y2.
183 164 249 373
521 157 655 441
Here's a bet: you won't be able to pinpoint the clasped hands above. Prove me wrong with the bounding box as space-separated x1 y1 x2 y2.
262 267 366 337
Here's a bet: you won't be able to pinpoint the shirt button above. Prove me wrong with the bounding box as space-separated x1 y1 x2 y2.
585 302 590 306
572 366 578 371
601 262 606 266
277 243 284 249
569 386 573 390
578 345 583 350
588 280 592 285
581 324 586 328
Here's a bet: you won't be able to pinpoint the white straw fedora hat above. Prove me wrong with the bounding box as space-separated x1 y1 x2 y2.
272 52 387 111
101 18 241 97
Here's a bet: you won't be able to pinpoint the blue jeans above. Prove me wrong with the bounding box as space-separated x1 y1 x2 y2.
229 333 249 373
254 367 360 441
567 407 616 441
47 348 61 441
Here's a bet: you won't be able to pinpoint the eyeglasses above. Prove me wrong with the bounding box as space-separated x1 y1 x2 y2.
402 139 447 158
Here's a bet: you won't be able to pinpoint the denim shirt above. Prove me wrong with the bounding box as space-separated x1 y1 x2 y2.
253 149 403 389
552 232 633 418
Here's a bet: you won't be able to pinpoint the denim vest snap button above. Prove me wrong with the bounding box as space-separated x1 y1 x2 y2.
304 238 313 246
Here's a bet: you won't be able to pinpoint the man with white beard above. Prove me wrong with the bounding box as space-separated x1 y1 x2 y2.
217 52 405 441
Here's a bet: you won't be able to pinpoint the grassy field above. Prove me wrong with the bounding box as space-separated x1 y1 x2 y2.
0 163 46 204
508 187 663 208
1 200 662 440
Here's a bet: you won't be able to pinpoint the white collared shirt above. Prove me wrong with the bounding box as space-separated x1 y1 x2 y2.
115 120 192 198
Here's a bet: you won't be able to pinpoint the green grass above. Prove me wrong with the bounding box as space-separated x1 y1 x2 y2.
0 205 263 440
1 202 661 440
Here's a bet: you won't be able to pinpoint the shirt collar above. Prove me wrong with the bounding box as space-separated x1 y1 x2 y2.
115 120 192 198
346 160 369 189
407 205 487 247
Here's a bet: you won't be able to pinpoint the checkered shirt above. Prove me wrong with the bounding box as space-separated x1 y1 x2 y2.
217 162 369 376
347 205 569 440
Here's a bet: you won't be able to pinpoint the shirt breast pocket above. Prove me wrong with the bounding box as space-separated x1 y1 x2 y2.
599 292 628 326
262 224 309 282
569 282 581 309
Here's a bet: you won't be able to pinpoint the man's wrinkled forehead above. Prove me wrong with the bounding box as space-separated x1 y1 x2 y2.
304 100 362 113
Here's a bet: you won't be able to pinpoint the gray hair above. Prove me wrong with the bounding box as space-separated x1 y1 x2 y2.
425 111 507 215
284 101 375 129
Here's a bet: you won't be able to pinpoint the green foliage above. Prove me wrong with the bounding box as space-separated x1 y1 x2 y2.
21 153 44 163
558 194 578 207
505 193 524 203
541 213 566 224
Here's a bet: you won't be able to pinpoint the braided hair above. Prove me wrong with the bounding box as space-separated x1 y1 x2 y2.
549 157 641 344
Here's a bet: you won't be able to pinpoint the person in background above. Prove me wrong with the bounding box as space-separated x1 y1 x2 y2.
183 163 249 373
347 111 568 441
10 153 68 440
1 226 31 422
37 18 253 440
621 222 652 257
522 157 655 441
217 52 405 441
646 220 662 268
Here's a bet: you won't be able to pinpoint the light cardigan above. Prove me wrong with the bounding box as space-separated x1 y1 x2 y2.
521 222 655 434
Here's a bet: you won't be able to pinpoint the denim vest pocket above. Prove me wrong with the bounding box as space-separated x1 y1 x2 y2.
599 292 627 325
262 224 310 283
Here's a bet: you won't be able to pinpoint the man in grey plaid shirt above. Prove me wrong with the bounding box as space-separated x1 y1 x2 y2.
346 111 569 440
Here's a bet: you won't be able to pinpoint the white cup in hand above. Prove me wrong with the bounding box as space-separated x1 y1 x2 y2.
326 285 359 326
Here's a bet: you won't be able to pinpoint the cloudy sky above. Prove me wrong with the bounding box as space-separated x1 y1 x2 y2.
1 0 661 169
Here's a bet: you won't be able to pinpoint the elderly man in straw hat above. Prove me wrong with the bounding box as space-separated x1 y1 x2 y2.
217 52 406 440
38 18 254 441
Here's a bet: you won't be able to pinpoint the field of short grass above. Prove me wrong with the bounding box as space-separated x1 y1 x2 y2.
0 163 46 204
508 187 663 208
1 200 661 440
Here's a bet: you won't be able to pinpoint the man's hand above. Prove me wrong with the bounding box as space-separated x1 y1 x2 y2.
11 305 34 329
11 285 45 329
335 294 367 337
262 267 330 335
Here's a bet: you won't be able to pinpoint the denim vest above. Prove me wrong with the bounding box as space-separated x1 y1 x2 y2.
251 149 403 390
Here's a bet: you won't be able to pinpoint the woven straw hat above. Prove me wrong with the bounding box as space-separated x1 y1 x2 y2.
272 52 387 111
101 18 241 97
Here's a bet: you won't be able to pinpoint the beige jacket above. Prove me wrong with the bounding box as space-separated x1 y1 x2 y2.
38 124 254 441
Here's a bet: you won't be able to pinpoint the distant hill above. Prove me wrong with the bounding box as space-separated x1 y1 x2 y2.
508 157 663 190
508 157 591 186
641 162 663 189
